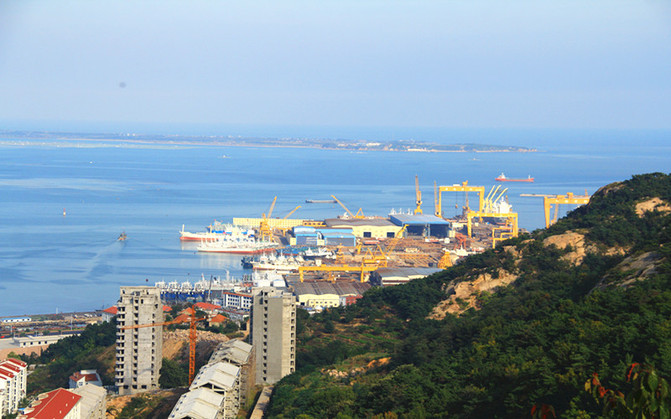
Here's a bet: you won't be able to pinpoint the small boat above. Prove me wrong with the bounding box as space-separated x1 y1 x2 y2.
495 173 534 182
118 232 127 241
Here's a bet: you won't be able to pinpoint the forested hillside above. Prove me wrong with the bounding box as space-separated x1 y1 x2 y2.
267 173 671 418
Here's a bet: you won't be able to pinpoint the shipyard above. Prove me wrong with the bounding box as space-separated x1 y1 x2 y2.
169 176 590 312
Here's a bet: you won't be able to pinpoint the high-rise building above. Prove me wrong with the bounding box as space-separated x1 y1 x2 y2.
115 286 163 395
251 288 296 384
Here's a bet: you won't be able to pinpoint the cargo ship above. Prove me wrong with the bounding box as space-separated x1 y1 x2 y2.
495 173 534 182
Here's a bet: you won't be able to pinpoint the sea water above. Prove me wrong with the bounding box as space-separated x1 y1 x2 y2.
0 131 670 316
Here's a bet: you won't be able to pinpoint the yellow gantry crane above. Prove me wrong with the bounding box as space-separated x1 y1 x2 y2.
414 175 423 214
298 264 379 283
120 308 207 385
435 181 486 218
520 192 591 228
258 196 278 241
331 195 365 218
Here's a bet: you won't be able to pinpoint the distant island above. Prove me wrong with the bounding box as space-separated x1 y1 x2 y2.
0 130 537 153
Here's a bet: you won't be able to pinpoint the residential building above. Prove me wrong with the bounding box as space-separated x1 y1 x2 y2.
0 358 27 416
193 302 222 315
222 291 253 311
68 369 103 389
251 288 296 384
115 286 163 395
19 388 81 419
189 362 240 418
101 306 117 322
168 387 225 419
208 340 255 406
72 384 106 419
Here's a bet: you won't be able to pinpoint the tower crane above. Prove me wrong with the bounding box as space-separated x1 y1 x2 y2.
331 195 365 218
414 175 423 214
120 308 207 385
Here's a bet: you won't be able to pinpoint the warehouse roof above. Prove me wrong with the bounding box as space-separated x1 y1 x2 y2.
324 218 396 227
293 281 371 296
389 214 451 226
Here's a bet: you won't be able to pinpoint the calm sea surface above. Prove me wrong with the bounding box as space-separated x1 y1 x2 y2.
0 132 670 316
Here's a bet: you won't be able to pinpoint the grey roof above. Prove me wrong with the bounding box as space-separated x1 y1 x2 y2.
375 267 443 278
190 362 240 392
209 340 253 365
324 218 396 227
389 214 451 226
169 387 224 419
293 281 371 296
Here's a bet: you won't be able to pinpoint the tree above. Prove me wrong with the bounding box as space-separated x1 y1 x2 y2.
586 363 671 418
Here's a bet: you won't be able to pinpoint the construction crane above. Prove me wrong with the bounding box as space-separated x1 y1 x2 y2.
120 308 207 385
363 225 408 268
520 192 590 228
435 181 486 218
414 175 423 214
331 195 365 218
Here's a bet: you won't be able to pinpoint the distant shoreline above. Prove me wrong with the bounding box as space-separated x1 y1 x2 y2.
0 130 538 153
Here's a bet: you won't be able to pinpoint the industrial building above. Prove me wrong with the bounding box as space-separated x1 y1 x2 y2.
115 286 164 395
324 218 403 239
389 214 452 238
251 288 296 384
369 267 443 287
292 281 371 309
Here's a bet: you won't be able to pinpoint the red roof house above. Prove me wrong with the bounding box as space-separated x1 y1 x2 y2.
193 302 222 313
68 369 102 389
209 314 228 324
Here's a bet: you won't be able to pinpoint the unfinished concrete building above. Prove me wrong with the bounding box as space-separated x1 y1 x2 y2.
251 288 296 384
115 286 163 395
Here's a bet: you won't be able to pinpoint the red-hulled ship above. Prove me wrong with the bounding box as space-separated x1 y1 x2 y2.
495 173 534 182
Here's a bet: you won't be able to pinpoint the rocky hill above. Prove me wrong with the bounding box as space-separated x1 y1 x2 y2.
267 172 671 418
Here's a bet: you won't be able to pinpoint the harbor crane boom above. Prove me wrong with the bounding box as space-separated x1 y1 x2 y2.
283 206 301 220
121 309 207 385
331 195 365 218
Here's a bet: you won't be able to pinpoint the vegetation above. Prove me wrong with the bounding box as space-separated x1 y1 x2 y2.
22 320 116 395
267 173 671 418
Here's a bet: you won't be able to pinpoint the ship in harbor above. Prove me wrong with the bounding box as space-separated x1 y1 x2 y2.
305 199 337 204
180 221 255 241
196 236 279 254
249 254 305 273
495 173 534 182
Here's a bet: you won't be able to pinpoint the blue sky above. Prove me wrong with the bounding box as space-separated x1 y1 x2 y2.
0 1 670 136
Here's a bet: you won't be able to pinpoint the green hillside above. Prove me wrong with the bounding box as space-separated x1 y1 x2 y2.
267 173 671 418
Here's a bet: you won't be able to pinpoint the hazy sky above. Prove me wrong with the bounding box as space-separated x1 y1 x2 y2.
1 1 670 133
